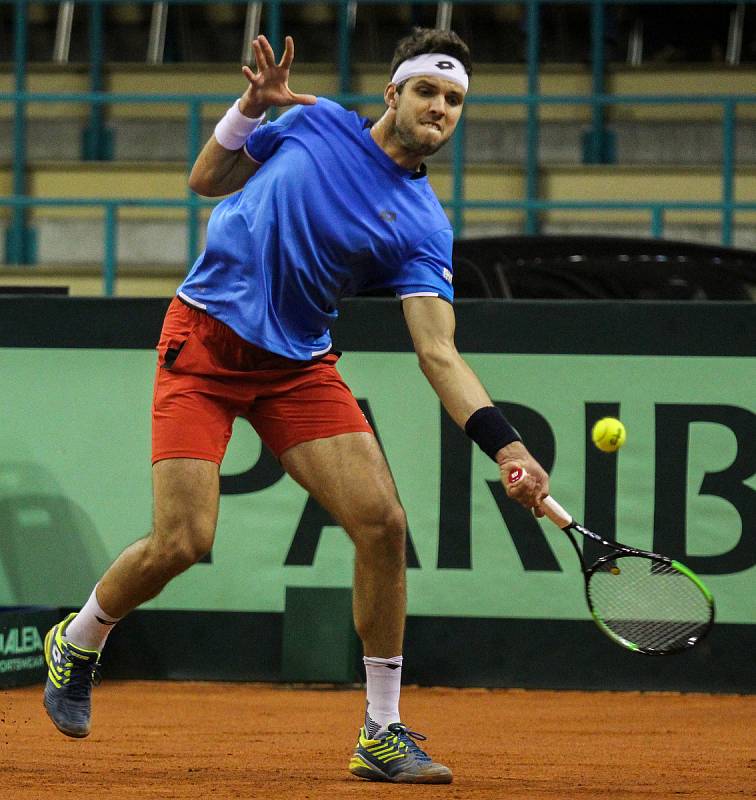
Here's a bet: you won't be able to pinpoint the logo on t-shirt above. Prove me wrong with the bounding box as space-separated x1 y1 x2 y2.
380 210 397 222
442 267 453 284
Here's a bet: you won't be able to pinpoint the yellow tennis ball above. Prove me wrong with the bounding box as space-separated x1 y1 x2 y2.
591 417 627 453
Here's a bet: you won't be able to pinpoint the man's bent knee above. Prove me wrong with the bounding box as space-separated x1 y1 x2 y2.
151 457 219 561
351 504 407 552
145 521 215 574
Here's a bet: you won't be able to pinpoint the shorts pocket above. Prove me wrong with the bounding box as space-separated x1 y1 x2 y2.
157 298 199 370
163 341 186 369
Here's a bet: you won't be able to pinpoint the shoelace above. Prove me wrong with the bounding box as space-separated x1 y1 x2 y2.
63 657 102 700
385 723 432 763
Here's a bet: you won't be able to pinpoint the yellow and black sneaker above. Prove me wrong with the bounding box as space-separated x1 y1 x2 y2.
349 722 452 784
43 613 100 738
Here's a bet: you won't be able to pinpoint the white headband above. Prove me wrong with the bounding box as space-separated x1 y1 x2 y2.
391 53 469 93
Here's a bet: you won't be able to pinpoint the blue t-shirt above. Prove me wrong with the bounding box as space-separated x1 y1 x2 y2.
178 98 454 360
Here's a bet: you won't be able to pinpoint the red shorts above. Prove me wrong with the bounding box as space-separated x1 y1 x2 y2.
152 297 373 464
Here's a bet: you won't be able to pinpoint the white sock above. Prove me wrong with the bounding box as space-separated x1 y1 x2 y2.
363 655 403 737
64 585 121 652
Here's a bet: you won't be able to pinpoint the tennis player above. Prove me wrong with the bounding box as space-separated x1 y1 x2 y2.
43 28 549 784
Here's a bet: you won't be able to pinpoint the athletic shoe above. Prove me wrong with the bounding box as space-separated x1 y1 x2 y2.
43 613 101 738
348 722 452 783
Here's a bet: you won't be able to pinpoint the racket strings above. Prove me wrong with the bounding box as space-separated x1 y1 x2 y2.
587 557 711 653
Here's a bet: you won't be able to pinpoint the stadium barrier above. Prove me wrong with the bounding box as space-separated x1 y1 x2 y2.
0 607 59 688
0 296 753 691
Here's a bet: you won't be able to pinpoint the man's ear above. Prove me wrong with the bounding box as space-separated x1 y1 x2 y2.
385 83 398 110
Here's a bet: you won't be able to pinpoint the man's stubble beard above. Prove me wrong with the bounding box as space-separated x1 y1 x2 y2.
391 116 449 158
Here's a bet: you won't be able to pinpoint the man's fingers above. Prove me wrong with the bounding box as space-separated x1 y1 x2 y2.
257 35 277 68
504 463 549 511
506 473 536 501
251 39 266 74
279 35 295 69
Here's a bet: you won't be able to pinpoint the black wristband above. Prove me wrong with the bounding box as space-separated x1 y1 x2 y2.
464 406 522 461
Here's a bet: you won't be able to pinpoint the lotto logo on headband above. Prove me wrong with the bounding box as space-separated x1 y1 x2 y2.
391 53 469 92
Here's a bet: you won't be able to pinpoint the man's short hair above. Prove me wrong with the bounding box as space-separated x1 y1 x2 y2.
390 27 472 80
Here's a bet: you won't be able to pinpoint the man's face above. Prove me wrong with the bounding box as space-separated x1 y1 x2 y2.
390 75 465 157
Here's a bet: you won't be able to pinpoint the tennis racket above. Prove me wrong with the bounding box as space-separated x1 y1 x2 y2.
508 467 715 655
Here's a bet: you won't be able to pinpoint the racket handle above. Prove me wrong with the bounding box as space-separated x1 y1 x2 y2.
540 496 573 529
507 467 573 529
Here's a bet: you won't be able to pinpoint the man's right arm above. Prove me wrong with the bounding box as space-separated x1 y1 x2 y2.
188 34 315 198
188 136 261 198
402 294 550 513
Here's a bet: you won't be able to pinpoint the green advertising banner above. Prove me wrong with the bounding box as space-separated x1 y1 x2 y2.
0 607 59 688
1 341 754 626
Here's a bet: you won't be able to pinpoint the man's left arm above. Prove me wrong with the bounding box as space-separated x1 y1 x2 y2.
402 295 549 512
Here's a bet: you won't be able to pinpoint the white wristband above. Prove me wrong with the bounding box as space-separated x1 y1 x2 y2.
214 99 265 151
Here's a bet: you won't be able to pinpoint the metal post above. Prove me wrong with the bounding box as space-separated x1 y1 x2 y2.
650 206 665 239
346 2 357 34
451 113 465 237
147 2 168 65
242 3 263 64
583 0 614 164
436 2 453 32
7 0 35 265
266 0 282 55
726 3 745 66
82 0 112 160
524 0 540 235
10 0 26 255
440 0 458 233
53 1 75 64
627 17 643 67
262 0 282 118
721 100 736 247
337 1 352 96
103 203 117 296
186 99 203 268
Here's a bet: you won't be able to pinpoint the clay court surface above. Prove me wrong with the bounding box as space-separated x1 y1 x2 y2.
2 681 754 799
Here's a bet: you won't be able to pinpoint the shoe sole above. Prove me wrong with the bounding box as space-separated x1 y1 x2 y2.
42 625 91 739
42 698 90 739
349 759 452 784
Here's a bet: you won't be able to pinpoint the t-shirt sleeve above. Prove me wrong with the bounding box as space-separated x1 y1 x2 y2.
391 228 455 302
243 104 307 163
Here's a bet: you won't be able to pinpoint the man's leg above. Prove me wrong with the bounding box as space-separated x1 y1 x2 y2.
281 432 452 784
281 432 406 658
43 458 220 738
96 458 220 618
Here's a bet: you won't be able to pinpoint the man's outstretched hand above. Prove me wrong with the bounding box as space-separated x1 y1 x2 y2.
496 441 550 517
239 35 317 118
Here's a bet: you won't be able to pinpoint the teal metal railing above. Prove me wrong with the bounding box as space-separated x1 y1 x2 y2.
5 193 756 297
0 195 218 296
3 0 756 287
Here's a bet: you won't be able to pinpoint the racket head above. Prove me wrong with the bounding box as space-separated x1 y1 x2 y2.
585 552 715 655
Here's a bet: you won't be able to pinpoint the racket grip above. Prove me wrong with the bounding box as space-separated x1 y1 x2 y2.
540 496 573 529
507 467 573 529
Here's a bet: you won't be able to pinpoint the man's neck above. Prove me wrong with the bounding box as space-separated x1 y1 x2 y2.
369 115 425 172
